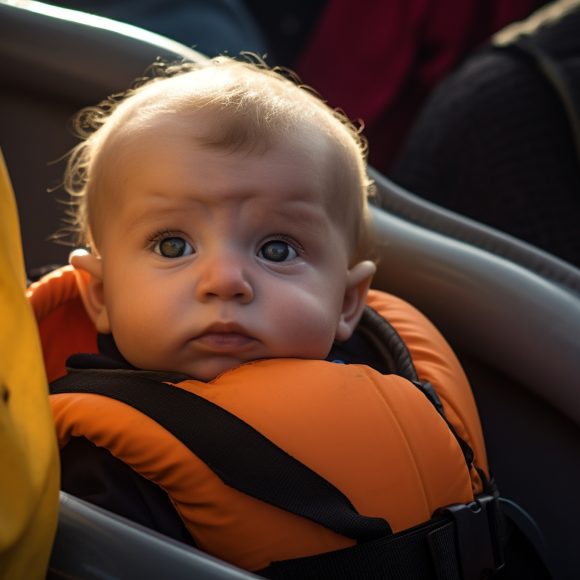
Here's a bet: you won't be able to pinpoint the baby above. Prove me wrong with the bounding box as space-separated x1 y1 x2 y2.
68 57 377 380
44 56 484 575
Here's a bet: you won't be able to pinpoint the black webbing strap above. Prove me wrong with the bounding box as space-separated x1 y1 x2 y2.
358 306 419 381
259 517 461 580
260 496 506 580
50 369 391 542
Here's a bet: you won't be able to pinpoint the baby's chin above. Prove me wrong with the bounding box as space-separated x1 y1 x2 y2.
178 357 259 382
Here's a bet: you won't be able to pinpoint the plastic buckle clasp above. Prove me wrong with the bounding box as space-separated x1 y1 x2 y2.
439 494 505 580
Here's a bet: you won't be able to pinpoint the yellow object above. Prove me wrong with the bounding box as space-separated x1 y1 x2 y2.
0 151 59 578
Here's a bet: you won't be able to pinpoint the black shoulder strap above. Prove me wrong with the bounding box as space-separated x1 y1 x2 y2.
357 306 419 381
50 369 390 542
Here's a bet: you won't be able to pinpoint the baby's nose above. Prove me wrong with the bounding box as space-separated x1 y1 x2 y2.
195 254 253 303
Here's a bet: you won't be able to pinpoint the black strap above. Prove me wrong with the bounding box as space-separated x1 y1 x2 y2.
50 369 391 542
261 496 507 580
259 517 461 580
357 306 419 381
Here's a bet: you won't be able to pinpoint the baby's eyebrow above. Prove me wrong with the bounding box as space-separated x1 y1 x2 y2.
262 204 331 242
266 199 328 223
124 190 331 237
125 203 187 233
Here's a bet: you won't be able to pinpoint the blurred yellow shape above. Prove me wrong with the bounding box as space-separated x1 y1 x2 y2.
0 149 59 579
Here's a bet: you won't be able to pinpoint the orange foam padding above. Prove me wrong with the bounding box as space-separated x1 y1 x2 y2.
52 358 476 571
27 266 97 382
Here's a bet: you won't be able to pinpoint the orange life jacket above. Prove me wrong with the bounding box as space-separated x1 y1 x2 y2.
28 266 489 573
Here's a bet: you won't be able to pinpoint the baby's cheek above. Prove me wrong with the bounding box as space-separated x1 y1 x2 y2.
109 299 153 348
278 307 338 359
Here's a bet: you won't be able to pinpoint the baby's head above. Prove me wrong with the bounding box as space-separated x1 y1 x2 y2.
67 57 377 380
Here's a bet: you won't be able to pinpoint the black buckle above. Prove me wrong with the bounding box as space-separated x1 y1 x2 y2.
437 495 505 580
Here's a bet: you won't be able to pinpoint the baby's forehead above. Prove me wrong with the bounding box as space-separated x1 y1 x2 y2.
100 106 344 202
94 107 355 228
102 108 330 173
90 65 366 231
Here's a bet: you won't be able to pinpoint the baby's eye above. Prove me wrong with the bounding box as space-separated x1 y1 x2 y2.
258 240 298 262
154 236 194 258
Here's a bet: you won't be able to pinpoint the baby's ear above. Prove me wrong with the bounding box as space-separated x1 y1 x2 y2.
69 249 111 334
335 260 377 342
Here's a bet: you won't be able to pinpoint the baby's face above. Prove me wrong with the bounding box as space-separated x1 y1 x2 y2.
86 115 368 380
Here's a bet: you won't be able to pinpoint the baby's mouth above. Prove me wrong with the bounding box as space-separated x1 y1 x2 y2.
193 323 256 352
